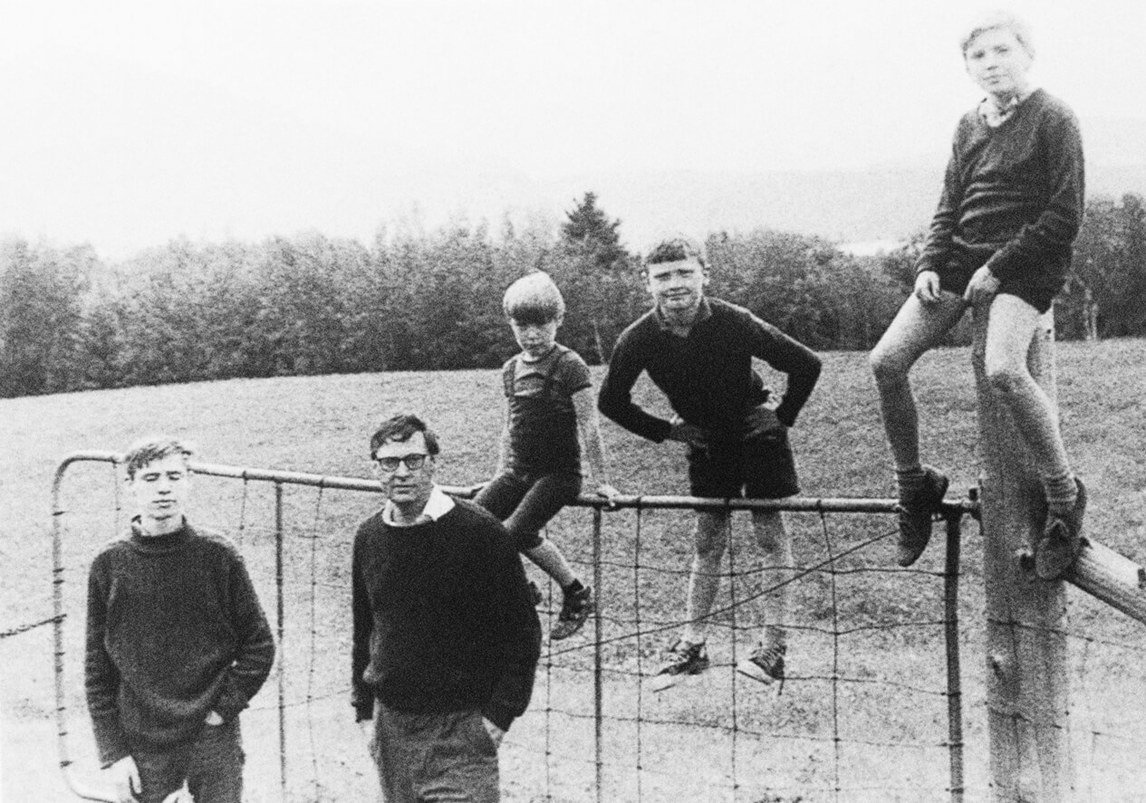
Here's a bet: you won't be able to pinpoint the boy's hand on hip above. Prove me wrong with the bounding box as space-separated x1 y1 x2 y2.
107 755 141 803
204 710 224 726
668 416 707 448
481 717 505 748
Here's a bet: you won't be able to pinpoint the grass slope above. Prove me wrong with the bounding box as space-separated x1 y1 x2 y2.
2 338 1144 801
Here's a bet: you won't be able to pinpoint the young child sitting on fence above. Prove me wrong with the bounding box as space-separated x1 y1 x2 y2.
598 236 822 690
869 11 1086 578
475 271 621 641
85 437 275 803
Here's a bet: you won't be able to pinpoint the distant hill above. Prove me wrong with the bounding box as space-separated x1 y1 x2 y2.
549 164 1146 254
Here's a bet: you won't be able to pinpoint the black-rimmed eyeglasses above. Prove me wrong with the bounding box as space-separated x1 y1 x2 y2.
374 454 429 472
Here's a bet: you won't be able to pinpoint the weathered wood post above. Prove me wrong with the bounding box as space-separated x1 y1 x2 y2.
972 305 1072 801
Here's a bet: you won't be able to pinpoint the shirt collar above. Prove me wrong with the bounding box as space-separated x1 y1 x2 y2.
979 86 1036 126
383 485 455 526
655 296 712 331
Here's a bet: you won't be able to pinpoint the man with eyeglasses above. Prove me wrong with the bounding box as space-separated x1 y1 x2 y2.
351 413 541 802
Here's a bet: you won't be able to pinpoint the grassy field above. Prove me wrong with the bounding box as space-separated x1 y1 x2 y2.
2 338 1145 801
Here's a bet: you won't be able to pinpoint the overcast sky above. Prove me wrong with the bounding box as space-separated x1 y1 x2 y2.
3 0 1144 257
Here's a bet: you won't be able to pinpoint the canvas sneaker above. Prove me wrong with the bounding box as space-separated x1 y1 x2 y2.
895 466 949 567
736 643 787 692
649 639 709 691
550 585 593 641
1035 478 1087 581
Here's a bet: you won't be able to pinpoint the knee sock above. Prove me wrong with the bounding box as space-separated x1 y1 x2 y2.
1044 471 1079 517
895 465 926 501
763 624 787 650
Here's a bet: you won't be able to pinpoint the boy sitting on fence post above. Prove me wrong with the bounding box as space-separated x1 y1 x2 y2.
85 437 275 803
598 236 822 690
475 271 621 641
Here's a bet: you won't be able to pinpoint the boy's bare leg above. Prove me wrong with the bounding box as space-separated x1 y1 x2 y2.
681 510 728 646
751 509 791 649
523 539 578 589
982 293 1077 512
869 292 968 472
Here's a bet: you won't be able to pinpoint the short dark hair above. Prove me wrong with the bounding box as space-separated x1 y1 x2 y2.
645 236 706 269
122 436 194 481
369 414 440 459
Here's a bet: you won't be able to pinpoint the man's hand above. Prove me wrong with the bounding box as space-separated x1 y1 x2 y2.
107 755 141 803
913 270 943 304
963 265 1000 306
667 416 707 448
481 717 505 749
204 710 224 726
595 483 622 510
161 781 194 803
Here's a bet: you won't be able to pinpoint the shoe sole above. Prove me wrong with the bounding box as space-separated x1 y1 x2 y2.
735 660 780 685
649 668 707 693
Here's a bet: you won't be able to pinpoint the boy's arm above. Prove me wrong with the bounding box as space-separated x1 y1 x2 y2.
596 331 673 443
212 552 275 722
572 387 619 501
481 521 542 733
84 559 131 767
917 124 966 278
746 313 822 427
350 531 375 722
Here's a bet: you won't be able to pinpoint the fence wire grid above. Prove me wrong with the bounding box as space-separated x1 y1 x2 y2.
34 451 1146 802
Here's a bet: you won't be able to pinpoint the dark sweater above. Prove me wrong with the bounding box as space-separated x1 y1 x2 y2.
598 297 822 441
916 88 1084 313
351 499 541 731
85 520 275 766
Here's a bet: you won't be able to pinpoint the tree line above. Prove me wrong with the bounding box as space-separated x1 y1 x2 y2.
2 192 1143 399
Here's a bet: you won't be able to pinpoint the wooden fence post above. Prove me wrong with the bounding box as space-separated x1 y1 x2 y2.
972 305 1073 802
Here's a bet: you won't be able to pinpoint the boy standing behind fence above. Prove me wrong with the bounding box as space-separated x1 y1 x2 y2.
85 437 275 803
475 271 621 641
599 237 821 690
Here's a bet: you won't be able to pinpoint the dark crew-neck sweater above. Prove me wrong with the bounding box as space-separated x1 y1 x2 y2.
598 297 822 441
85 520 275 766
916 88 1084 313
351 500 541 731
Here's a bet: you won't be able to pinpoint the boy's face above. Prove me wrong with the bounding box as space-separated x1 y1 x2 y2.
373 431 436 512
129 453 191 533
509 317 560 360
645 258 708 318
965 28 1031 99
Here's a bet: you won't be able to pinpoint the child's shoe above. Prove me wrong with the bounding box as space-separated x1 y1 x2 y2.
1035 478 1087 580
550 585 593 641
895 466 949 567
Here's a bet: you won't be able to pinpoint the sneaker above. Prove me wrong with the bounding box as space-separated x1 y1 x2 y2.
549 585 593 641
527 580 544 607
736 643 787 692
895 466 949 567
649 639 709 691
1035 478 1087 581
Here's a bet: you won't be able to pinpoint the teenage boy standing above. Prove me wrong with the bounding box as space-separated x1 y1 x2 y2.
598 237 821 690
85 437 275 803
352 414 541 802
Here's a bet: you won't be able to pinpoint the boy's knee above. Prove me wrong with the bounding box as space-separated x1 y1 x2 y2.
869 348 907 386
985 361 1026 396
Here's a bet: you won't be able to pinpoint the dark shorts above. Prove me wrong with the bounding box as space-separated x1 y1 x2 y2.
474 470 582 551
132 718 244 803
687 428 800 500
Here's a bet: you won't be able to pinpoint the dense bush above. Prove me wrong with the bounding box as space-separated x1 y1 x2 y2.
2 192 1142 398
